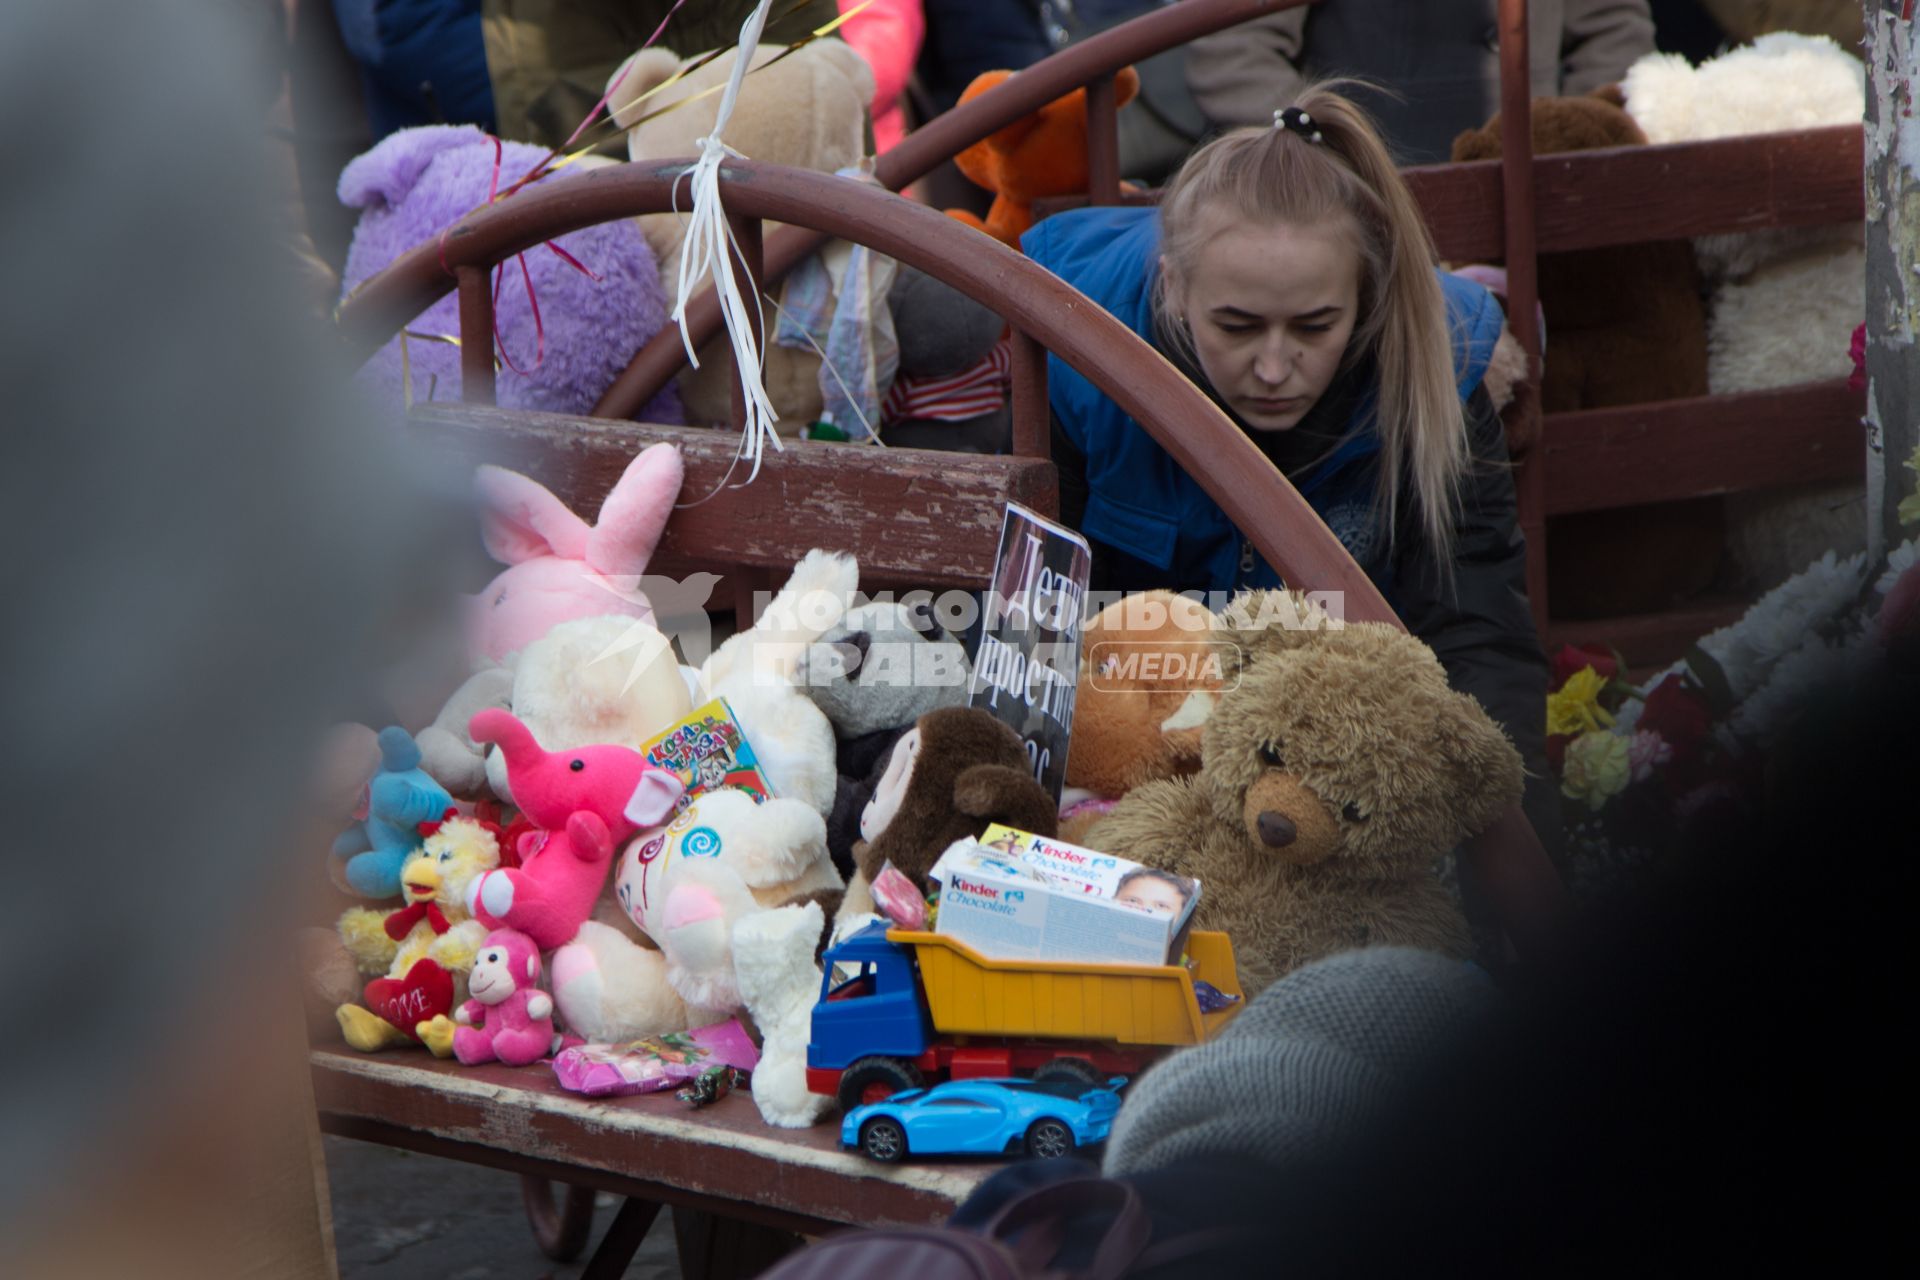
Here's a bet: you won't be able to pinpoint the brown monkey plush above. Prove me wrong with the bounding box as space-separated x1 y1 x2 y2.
835 707 1058 928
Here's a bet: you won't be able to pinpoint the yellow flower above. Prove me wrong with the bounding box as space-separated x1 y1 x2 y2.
1902 444 1920 527
1547 667 1615 738
1561 731 1630 811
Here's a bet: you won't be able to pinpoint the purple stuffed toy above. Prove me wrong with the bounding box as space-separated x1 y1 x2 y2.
338 125 681 421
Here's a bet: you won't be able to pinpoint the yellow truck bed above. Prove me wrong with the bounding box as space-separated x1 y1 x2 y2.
886 929 1243 1047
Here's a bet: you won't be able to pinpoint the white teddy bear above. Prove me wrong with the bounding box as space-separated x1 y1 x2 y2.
1623 33 1866 589
550 788 843 1050
489 550 857 822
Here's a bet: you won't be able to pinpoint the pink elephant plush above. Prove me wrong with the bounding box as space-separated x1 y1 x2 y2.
452 929 553 1067
465 709 685 950
468 442 685 664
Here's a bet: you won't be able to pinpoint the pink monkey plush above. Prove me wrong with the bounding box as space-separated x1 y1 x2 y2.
468 442 684 665
466 708 685 950
452 930 554 1067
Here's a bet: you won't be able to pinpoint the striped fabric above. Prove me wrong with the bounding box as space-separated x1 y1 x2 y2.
881 337 1012 424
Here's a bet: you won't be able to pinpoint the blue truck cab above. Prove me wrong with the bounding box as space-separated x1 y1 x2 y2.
807 922 934 1074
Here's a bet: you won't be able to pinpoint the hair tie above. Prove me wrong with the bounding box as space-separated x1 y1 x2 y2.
1274 106 1325 145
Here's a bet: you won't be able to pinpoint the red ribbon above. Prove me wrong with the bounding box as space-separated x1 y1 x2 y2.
385 900 451 941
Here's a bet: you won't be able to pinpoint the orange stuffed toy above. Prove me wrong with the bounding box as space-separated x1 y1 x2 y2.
1058 591 1222 844
948 66 1142 248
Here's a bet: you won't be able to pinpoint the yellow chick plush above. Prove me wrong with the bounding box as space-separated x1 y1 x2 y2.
335 813 501 1055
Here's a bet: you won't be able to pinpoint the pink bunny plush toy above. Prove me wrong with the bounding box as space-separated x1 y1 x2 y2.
466 708 685 950
469 442 684 665
452 929 553 1067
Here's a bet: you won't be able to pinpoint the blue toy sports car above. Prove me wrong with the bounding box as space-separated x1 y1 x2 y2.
841 1076 1124 1162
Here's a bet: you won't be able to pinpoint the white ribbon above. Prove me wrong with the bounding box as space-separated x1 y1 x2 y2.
671 0 781 482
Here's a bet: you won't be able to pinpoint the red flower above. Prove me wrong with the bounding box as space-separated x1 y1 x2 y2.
1551 643 1618 692
1638 675 1712 753
1850 323 1867 393
1876 561 1920 655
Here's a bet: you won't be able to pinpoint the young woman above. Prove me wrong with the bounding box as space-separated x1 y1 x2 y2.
1023 86 1558 855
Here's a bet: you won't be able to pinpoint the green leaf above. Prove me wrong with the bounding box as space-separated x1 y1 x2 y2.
1600 676 1640 710
1683 645 1735 718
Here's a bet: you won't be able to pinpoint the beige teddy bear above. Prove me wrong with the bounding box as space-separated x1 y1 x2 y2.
607 38 880 433
1088 614 1522 998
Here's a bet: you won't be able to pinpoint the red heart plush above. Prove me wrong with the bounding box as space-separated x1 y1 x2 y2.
363 959 454 1041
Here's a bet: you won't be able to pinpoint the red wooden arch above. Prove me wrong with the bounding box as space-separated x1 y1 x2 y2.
335 156 1404 623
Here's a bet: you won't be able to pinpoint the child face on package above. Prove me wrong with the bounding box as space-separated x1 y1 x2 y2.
1113 868 1191 917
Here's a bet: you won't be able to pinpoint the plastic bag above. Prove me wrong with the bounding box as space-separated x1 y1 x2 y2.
552 1018 759 1098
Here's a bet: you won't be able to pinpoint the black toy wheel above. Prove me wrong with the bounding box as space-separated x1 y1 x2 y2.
860 1117 909 1163
837 1056 925 1114
1025 1118 1077 1159
1033 1057 1104 1088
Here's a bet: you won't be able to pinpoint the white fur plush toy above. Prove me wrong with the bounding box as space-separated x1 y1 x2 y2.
733 900 835 1128
1622 34 1867 588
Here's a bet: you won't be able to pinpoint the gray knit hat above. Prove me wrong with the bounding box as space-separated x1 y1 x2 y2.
1103 948 1504 1175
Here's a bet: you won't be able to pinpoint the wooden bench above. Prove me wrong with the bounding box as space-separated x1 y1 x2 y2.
313 1048 999 1275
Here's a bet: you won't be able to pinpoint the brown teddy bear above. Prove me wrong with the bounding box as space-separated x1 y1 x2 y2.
835 706 1059 929
947 66 1142 248
1086 618 1523 997
1452 88 1722 622
1058 590 1222 844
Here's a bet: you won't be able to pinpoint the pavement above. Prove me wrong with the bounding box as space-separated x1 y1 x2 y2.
324 1137 680 1279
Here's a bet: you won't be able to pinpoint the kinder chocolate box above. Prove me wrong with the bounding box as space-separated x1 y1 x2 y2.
978 824 1203 939
927 835 1201 966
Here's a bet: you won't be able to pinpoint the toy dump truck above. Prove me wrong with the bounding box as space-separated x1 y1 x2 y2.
806 922 1243 1113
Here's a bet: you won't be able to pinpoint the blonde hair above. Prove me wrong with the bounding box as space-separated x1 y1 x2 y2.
1155 85 1469 569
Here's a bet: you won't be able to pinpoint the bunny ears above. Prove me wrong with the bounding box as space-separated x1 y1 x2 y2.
474 442 685 577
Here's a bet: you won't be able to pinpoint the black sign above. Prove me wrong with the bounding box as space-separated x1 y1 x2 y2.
966 503 1092 803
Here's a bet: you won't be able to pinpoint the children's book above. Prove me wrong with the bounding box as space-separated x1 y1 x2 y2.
639 698 774 809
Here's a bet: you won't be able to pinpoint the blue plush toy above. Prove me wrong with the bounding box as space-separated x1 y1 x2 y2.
332 726 455 899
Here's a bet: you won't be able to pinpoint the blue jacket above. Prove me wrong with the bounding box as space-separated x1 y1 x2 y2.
1022 204 1505 602
331 0 496 140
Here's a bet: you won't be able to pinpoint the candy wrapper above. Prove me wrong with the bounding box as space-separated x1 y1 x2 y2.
870 860 928 930
1193 979 1241 1014
676 1064 749 1107
551 1018 759 1098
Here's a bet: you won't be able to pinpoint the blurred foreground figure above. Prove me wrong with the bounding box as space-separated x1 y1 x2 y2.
1 2 455 1274
943 648 1913 1276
